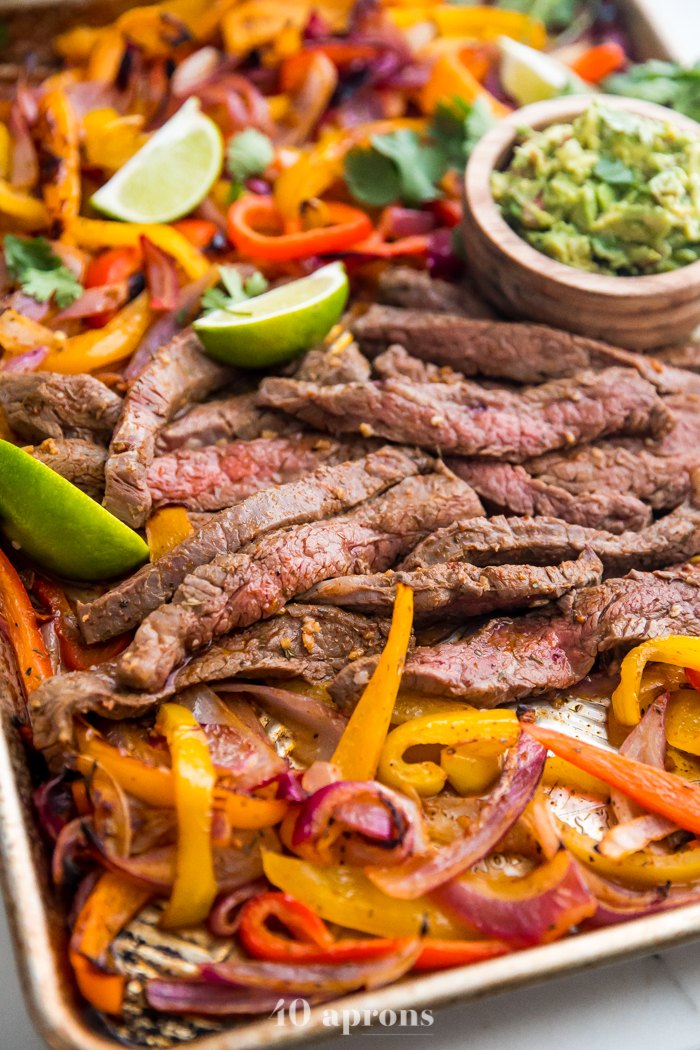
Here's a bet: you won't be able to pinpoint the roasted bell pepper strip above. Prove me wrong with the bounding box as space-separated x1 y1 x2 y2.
413 939 510 971
34 579 129 670
69 871 151 1015
38 87 81 236
440 741 502 796
261 850 470 940
155 702 217 928
569 42 626 84
388 4 546 47
561 822 700 887
686 667 700 692
43 291 152 374
0 548 52 697
0 310 63 356
664 689 700 757
542 756 610 797
71 217 210 280
612 637 700 726
379 709 518 796
420 52 510 116
332 582 414 780
523 722 700 835
0 179 47 227
146 507 194 562
171 219 220 250
227 194 373 261
84 246 142 328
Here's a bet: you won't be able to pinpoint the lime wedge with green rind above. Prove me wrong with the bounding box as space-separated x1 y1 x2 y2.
90 97 223 225
499 36 590 106
194 262 349 368
0 441 149 580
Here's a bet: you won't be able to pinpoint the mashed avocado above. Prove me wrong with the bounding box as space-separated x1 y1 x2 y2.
491 101 700 275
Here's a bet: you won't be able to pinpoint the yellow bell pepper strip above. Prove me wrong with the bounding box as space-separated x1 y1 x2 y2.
387 4 546 48
665 690 700 757
222 1 313 58
379 709 519 797
0 123 10 180
86 29 125 83
227 195 373 262
0 179 49 227
612 637 700 726
542 756 610 797
0 547 53 699
391 691 465 724
83 109 148 173
421 51 511 115
70 217 210 280
69 872 151 1015
332 582 414 780
42 292 152 374
154 702 217 928
54 25 105 62
0 310 64 356
38 87 81 236
440 741 503 796
524 722 700 835
261 850 471 940
561 822 700 887
146 507 194 562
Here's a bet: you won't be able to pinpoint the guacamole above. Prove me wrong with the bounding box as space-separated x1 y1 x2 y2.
491 102 700 276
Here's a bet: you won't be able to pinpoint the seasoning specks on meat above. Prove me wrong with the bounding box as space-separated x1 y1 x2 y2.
0 372 121 444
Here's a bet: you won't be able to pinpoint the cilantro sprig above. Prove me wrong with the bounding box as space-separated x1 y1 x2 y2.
4 235 83 308
200 266 268 316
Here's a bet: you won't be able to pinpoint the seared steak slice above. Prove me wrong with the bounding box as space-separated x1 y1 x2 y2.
295 341 371 384
28 437 107 500
103 330 233 527
330 562 700 709
0 372 121 444
351 306 700 395
117 470 482 691
258 368 668 461
451 460 652 533
378 266 495 319
147 435 375 512
303 548 603 621
79 446 432 643
372 345 466 385
403 503 700 578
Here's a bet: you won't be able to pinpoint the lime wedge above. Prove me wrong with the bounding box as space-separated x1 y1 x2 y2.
90 98 223 224
194 262 350 368
0 441 149 580
499 37 590 106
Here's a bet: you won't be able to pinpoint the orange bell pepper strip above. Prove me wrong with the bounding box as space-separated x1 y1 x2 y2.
413 939 510 971
612 637 700 726
332 582 414 780
569 42 626 84
155 702 217 928
0 548 52 698
665 688 700 757
686 667 700 692
146 507 194 562
421 52 510 115
43 291 152 374
38 87 81 236
69 871 151 1015
523 722 700 835
171 219 220 250
226 195 373 261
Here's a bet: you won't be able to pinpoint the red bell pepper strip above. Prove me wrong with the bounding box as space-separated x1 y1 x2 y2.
227 195 373 261
83 246 142 328
171 219 220 250
686 668 700 692
523 722 700 834
569 42 626 84
0 548 52 696
33 579 129 671
412 939 510 971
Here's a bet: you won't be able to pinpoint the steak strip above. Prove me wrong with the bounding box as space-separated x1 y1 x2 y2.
0 372 121 444
158 391 299 451
103 330 234 527
27 437 107 500
377 266 495 320
303 548 603 621
116 470 482 692
330 563 700 710
79 446 432 643
258 368 668 461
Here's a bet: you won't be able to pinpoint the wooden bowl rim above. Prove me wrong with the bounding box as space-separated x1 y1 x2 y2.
463 93 700 300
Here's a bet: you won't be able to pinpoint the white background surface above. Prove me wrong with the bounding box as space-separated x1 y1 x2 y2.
5 2 700 1049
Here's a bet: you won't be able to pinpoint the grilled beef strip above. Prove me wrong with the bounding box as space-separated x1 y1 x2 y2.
116 469 482 692
450 460 652 533
147 435 376 512
401 501 700 578
157 391 300 451
258 368 669 461
294 341 371 384
351 305 700 395
0 372 121 444
103 330 234 527
303 548 603 621
377 266 496 319
372 344 467 385
27 437 107 500
330 562 700 709
29 605 391 751
78 446 432 643
655 343 700 373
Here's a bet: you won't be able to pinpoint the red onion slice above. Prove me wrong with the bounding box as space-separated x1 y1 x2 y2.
53 282 129 322
1 345 49 372
146 981 293 1016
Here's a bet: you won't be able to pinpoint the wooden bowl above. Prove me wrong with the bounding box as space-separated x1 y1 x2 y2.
462 94 700 350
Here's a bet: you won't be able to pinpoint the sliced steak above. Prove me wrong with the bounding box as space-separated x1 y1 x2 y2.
158 392 299 451
303 548 603 621
79 446 432 643
295 341 371 384
330 562 700 709
258 368 668 461
450 460 652 533
0 372 121 444
377 267 496 319
147 435 375 512
103 330 234 527
402 502 700 579
372 344 466 385
656 343 700 372
117 470 482 691
27 437 107 500
351 305 700 395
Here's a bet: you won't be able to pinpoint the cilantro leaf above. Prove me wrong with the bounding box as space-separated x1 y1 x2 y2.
226 129 275 183
344 147 402 206
430 97 495 169
371 129 444 205
605 61 700 123
200 266 268 316
4 234 83 308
